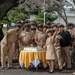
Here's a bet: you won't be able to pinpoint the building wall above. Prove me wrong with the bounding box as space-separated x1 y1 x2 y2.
30 14 36 21
53 16 75 26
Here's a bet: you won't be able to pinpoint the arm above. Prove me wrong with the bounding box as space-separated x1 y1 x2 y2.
52 31 57 42
35 33 43 47
35 39 43 47
18 39 22 47
5 29 14 45
5 32 8 45
57 35 62 40
43 39 49 49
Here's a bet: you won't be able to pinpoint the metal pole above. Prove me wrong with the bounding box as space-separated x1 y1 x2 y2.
44 0 46 25
44 12 46 26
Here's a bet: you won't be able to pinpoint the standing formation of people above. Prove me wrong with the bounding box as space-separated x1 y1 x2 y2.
0 22 75 73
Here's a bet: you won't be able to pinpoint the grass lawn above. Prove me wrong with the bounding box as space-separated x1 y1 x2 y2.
2 28 7 34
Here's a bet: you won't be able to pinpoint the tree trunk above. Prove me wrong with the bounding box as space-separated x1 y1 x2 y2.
0 0 18 19
57 9 68 27
63 7 68 28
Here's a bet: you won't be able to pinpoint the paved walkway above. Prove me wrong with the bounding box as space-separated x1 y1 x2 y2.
0 65 75 75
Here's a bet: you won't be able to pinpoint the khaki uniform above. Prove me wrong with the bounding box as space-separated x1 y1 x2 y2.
61 46 71 68
12 40 19 60
46 36 55 60
54 35 62 68
67 29 74 38
19 31 34 48
67 29 75 62
1 29 18 68
31 32 37 47
35 31 47 47
72 31 75 62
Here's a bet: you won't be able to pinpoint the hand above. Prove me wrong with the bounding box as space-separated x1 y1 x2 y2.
57 35 62 39
43 45 46 49
38 44 43 47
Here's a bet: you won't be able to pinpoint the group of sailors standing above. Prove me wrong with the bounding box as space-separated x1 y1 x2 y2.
0 22 75 73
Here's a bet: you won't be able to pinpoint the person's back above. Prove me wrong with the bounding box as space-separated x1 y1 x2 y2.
19 31 33 46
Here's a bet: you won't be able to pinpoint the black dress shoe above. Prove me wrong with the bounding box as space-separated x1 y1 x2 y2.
66 68 72 70
63 66 66 69
48 71 50 73
59 69 63 71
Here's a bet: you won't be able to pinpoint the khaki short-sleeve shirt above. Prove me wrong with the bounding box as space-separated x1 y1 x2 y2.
1 29 18 44
35 31 47 45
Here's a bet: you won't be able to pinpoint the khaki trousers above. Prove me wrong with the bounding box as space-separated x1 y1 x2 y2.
55 47 62 68
61 46 71 68
12 43 19 60
1 42 13 68
72 46 75 62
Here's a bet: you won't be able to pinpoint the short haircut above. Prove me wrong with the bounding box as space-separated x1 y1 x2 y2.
15 24 21 28
68 23 74 27
23 24 30 30
43 25 48 28
58 24 64 28
46 29 55 33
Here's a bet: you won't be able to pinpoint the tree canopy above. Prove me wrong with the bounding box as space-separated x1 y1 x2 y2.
7 7 28 23
0 0 75 27
32 11 57 23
